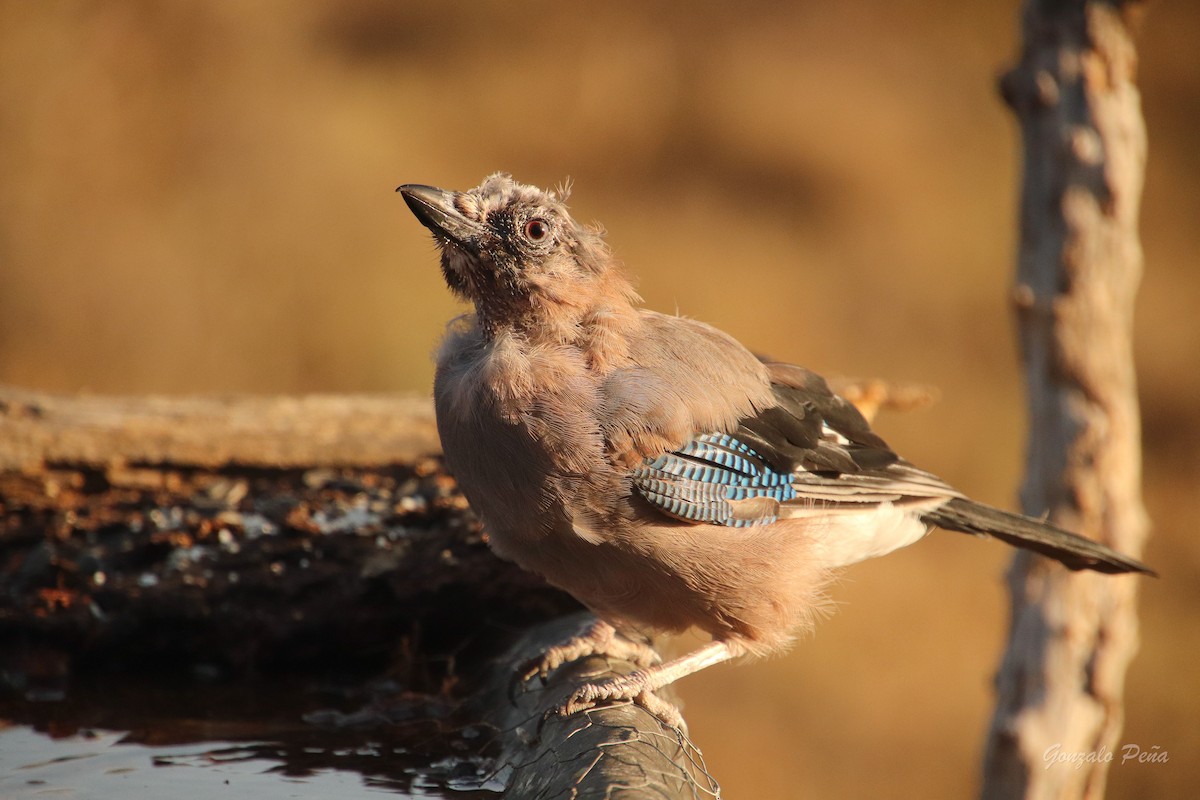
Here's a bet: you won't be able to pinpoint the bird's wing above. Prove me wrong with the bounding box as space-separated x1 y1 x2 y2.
625 362 1155 577
631 362 957 527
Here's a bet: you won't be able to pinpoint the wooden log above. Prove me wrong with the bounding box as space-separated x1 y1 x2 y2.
984 2 1151 798
0 385 440 471
476 613 714 800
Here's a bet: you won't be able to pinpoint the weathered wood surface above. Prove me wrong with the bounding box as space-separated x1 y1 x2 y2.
985 2 1151 798
0 385 440 470
478 614 711 800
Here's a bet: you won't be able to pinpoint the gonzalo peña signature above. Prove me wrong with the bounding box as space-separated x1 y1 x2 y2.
1043 743 1169 770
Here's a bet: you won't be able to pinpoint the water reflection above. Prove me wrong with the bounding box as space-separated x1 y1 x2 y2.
0 679 502 799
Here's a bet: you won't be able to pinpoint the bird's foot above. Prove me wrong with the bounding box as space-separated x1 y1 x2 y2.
555 639 740 729
559 670 685 729
517 618 659 684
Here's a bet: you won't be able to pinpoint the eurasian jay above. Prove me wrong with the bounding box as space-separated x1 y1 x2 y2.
397 174 1152 723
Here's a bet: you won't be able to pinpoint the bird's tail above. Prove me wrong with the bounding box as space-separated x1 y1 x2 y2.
923 497 1155 576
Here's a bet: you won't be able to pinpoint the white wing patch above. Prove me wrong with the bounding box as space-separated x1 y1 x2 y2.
820 422 851 446
806 501 937 569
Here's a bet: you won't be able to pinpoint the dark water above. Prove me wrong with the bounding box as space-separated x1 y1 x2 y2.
1 726 437 799
0 679 503 799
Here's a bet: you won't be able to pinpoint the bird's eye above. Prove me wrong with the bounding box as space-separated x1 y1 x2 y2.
524 218 549 242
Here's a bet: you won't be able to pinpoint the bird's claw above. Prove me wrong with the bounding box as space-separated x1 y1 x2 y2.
561 673 639 713
515 621 660 686
557 672 684 729
512 619 678 725
517 640 583 685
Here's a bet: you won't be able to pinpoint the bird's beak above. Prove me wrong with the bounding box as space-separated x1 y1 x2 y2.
397 184 493 252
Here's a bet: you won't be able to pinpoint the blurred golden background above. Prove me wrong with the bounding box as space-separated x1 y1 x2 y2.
1 2 1196 796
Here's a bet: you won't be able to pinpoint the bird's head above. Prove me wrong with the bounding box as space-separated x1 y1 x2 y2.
399 173 637 338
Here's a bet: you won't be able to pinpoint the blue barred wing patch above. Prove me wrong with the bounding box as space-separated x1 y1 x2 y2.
631 433 796 527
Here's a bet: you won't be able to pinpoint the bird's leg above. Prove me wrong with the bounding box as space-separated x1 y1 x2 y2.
518 617 660 684
560 639 742 727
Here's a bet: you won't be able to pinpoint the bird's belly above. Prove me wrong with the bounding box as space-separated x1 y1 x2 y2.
534 516 839 655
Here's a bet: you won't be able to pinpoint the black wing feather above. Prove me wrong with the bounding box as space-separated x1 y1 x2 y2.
734 366 898 476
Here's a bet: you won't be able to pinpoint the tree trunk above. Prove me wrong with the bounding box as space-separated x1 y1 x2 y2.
984 2 1150 798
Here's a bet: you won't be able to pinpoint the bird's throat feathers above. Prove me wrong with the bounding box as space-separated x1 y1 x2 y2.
444 248 641 347
438 293 643 421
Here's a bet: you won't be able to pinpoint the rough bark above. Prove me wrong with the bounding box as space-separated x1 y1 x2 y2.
477 613 712 800
984 2 1150 798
